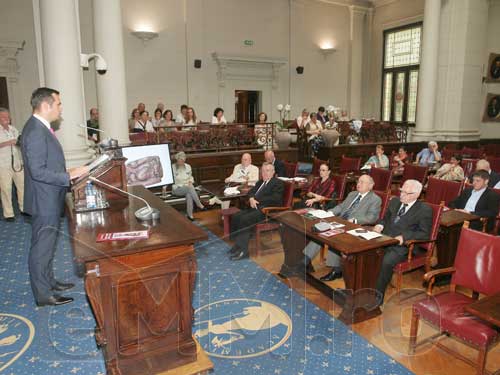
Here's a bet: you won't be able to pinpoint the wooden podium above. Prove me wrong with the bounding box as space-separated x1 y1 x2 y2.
66 183 209 374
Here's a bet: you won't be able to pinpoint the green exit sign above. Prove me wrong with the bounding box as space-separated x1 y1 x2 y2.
244 40 254 46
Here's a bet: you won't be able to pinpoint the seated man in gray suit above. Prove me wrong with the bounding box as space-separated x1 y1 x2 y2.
303 174 381 281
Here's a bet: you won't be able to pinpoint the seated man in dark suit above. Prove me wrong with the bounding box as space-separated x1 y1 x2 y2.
467 159 500 188
229 163 284 260
264 150 286 177
373 179 433 304
450 169 500 232
302 175 381 281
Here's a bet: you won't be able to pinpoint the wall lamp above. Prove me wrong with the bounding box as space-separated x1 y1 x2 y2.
131 31 159 43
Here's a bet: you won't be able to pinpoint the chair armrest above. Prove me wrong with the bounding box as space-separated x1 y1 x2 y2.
404 239 436 261
262 206 289 216
423 267 456 295
480 217 488 233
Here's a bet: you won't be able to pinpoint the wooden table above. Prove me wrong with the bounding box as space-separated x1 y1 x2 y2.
275 211 398 324
67 186 209 375
201 181 251 203
437 209 480 268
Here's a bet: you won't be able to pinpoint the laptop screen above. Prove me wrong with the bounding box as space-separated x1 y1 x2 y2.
296 162 313 175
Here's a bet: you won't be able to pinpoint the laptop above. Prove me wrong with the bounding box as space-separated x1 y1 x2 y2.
296 162 313 176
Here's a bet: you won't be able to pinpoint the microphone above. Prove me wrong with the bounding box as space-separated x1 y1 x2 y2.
88 176 160 221
78 123 105 133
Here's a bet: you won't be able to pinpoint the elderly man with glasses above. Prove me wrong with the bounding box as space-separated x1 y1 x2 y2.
372 179 433 305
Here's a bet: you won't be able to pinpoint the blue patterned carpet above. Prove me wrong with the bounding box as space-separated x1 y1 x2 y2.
0 216 414 375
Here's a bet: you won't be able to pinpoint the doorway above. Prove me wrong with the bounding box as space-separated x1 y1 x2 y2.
235 90 261 123
0 77 9 109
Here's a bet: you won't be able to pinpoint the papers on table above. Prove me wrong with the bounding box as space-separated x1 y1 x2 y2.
308 210 334 219
320 229 344 237
360 164 371 170
347 228 382 240
223 186 240 196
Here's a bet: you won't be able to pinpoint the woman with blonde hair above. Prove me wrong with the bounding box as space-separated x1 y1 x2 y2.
172 152 205 221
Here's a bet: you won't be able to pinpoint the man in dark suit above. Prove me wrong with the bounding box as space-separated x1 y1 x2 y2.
21 87 88 306
450 170 500 232
373 179 432 303
264 150 286 177
468 159 500 188
229 163 284 260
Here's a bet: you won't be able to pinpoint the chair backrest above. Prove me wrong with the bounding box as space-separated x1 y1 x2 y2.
425 177 464 206
461 158 478 177
440 148 456 163
284 161 298 178
331 174 347 202
461 147 483 159
373 190 391 220
493 188 500 234
339 155 362 173
282 181 295 208
402 164 429 185
452 226 500 296
370 167 393 191
484 144 500 157
487 156 500 174
422 202 445 250
312 157 329 177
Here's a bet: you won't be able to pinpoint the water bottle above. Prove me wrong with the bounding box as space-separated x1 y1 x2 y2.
86 181 97 209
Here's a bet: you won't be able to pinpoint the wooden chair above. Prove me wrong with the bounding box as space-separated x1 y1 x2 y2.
373 190 392 220
484 144 500 157
440 148 456 163
370 167 393 192
339 155 361 174
424 177 465 206
409 223 500 375
253 181 295 256
461 158 479 178
461 147 484 159
393 164 429 195
487 156 500 174
312 157 329 177
284 161 298 178
492 188 500 235
393 201 444 300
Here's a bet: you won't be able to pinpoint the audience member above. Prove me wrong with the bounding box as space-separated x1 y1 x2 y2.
293 163 335 209
134 110 154 132
373 180 432 304
434 155 464 181
301 175 381 280
185 107 197 126
306 112 325 156
264 150 286 177
257 112 267 124
212 107 227 124
391 146 409 173
162 110 175 130
338 110 350 121
296 109 309 128
156 102 165 112
137 102 146 113
468 159 500 188
228 163 284 260
317 106 329 125
172 152 205 221
0 108 24 221
363 144 389 169
86 107 99 142
225 153 259 184
129 108 139 132
176 104 188 124
450 170 500 231
152 108 165 128
416 141 441 166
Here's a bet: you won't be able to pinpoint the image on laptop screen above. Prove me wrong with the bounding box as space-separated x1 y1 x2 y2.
297 162 313 176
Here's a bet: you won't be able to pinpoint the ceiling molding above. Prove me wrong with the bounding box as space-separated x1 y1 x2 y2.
371 0 400 8
312 0 373 10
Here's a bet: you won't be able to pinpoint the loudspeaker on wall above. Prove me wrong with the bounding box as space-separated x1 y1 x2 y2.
194 59 202 69
296 66 304 74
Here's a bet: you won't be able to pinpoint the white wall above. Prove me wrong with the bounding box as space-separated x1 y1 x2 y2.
481 0 500 139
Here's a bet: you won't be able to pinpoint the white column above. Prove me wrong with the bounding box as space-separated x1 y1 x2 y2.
92 0 130 146
39 0 91 166
412 0 441 140
348 6 366 119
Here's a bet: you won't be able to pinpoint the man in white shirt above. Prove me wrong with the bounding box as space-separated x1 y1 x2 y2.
175 104 188 124
0 108 24 221
225 153 259 184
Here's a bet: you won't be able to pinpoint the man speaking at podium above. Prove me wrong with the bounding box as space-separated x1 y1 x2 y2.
21 87 88 307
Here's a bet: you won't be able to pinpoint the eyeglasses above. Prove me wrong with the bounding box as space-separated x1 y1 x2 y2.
319 168 329 172
399 189 417 195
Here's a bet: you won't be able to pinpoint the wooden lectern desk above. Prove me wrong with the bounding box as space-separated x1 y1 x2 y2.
66 183 208 375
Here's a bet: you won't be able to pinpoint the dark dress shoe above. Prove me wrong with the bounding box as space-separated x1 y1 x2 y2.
320 270 343 282
227 245 240 255
230 251 249 261
52 282 75 291
4 217 15 222
187 215 195 221
36 295 74 307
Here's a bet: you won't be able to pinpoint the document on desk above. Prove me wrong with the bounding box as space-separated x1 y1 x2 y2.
308 210 334 219
347 228 382 240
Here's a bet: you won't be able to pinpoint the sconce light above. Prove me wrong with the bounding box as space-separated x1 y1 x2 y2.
131 31 159 43
319 47 336 57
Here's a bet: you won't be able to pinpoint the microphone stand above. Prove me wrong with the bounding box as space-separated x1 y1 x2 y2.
89 176 160 221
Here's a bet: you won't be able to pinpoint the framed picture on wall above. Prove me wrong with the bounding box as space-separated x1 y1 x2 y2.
483 93 500 122
486 53 500 82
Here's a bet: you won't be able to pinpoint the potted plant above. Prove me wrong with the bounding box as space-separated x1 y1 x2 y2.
274 104 292 149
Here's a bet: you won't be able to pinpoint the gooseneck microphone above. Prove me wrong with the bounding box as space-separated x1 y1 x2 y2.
88 176 160 221
78 123 105 133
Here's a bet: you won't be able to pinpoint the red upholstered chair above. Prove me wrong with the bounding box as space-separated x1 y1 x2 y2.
284 161 298 178
492 188 500 235
253 181 295 256
461 158 479 178
373 190 392 220
370 167 393 192
393 164 429 195
425 177 465 206
461 147 484 159
440 148 456 163
487 156 500 174
331 173 347 203
339 155 361 174
409 224 500 375
484 144 500 157
393 202 444 300
312 157 329 177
